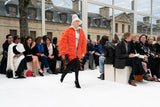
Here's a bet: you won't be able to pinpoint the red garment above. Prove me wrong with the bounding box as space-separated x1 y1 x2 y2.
57 27 87 61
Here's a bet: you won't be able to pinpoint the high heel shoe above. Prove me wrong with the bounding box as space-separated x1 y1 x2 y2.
75 81 81 88
38 69 44 76
154 78 160 82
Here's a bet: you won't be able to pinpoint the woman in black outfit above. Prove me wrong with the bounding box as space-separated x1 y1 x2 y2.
147 36 159 81
154 36 160 78
23 36 44 76
44 37 57 74
115 32 137 86
129 34 145 76
0 34 13 74
138 34 155 81
53 37 64 73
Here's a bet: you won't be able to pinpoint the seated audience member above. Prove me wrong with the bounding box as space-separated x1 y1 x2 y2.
23 36 44 76
87 40 97 70
147 36 159 82
80 39 90 70
6 35 27 78
94 40 101 67
129 34 148 80
115 32 139 86
0 34 13 74
137 34 155 81
53 37 64 73
44 37 58 74
154 36 160 78
97 36 109 80
33 37 49 74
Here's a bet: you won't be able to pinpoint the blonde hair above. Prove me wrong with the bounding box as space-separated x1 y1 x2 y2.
131 34 139 41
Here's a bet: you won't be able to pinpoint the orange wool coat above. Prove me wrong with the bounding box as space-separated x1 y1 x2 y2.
57 27 87 61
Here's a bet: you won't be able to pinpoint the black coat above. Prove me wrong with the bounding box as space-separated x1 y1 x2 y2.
43 44 57 58
137 42 150 56
154 43 160 54
104 41 115 65
115 40 130 69
0 41 10 74
129 41 141 54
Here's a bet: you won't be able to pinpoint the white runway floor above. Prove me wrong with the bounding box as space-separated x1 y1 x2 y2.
0 69 160 107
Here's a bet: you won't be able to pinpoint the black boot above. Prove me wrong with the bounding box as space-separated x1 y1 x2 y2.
60 72 67 83
101 73 104 80
75 81 81 88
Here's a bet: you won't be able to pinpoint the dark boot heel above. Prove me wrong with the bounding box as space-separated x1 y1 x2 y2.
38 69 44 76
75 81 81 88
60 74 65 83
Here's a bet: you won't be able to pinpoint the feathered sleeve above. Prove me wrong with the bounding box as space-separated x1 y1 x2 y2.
57 29 69 56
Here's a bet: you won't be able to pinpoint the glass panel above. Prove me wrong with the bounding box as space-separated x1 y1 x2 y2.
137 15 151 36
115 0 133 10
91 0 112 5
137 0 151 15
152 18 160 37
46 11 53 21
9 6 16 17
114 9 133 39
153 0 160 17
86 3 112 41
51 0 72 9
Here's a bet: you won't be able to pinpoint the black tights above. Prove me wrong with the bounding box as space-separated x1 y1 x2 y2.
60 58 81 87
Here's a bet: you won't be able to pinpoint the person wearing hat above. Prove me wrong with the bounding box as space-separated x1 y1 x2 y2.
57 14 87 88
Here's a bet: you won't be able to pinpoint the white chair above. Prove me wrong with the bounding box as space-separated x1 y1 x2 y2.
104 64 115 82
115 66 132 84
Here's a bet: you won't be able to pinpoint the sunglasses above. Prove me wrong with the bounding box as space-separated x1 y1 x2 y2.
18 38 21 39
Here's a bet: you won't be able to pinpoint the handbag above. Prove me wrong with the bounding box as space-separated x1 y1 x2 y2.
134 75 143 81
26 70 33 77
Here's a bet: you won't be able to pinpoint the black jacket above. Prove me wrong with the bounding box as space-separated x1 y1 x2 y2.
23 45 34 56
129 41 141 54
43 44 57 58
104 41 115 65
115 40 130 69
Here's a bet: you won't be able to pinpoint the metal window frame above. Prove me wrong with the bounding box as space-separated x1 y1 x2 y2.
80 0 160 38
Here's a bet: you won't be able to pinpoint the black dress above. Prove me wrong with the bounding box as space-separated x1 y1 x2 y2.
0 40 10 74
23 45 33 62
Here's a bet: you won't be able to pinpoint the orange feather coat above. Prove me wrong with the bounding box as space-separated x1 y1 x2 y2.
57 27 87 61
